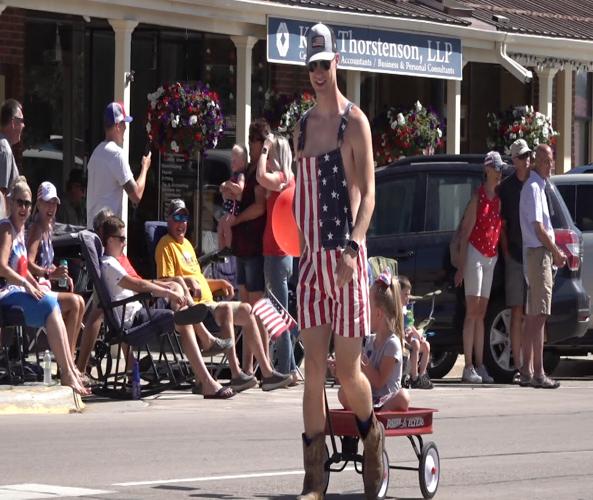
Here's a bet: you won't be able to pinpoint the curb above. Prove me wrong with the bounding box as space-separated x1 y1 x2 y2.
0 383 85 415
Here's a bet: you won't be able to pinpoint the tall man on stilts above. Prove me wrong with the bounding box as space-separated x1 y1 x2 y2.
293 23 381 499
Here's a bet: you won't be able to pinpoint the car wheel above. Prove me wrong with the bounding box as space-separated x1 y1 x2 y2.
484 301 516 383
427 350 458 379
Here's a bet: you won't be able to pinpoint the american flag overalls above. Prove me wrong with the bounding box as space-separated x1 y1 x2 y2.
294 102 370 338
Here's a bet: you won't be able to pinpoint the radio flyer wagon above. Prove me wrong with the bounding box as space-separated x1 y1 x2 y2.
322 406 440 498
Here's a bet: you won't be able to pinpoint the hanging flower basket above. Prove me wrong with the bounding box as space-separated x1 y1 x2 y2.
373 101 444 167
277 91 316 137
487 105 558 155
146 81 224 158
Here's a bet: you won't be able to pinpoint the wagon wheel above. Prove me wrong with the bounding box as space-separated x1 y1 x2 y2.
322 443 331 494
418 441 440 498
376 449 390 500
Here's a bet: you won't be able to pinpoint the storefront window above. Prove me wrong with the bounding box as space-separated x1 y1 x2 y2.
23 17 86 197
574 71 592 167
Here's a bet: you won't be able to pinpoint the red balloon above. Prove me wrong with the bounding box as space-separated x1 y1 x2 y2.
272 184 300 257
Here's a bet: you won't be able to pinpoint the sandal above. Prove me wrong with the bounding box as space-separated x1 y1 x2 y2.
203 386 235 399
531 375 560 389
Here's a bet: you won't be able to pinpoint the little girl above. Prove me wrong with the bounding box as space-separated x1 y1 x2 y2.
338 269 410 411
218 144 248 250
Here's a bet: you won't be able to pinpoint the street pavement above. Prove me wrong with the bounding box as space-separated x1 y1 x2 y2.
0 356 592 500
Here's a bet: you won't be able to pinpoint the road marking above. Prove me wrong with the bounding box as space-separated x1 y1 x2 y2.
114 467 355 487
0 484 113 499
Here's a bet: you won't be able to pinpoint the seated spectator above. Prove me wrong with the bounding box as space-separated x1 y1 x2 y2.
399 275 433 390
338 270 410 411
76 208 232 376
58 169 86 227
155 198 291 392
100 215 234 399
0 177 89 395
26 181 85 356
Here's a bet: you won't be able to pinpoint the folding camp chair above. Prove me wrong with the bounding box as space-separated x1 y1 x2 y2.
0 305 28 384
78 230 192 398
144 221 239 379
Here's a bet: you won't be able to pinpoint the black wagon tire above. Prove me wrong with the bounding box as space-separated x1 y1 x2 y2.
419 441 440 499
322 443 331 494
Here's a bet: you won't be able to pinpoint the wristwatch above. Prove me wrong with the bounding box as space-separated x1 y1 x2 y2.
344 239 360 257
261 146 269 155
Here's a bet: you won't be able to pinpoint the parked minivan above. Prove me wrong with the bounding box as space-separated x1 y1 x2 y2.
550 173 593 343
368 155 590 382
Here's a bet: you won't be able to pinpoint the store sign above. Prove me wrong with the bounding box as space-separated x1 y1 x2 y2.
267 17 462 80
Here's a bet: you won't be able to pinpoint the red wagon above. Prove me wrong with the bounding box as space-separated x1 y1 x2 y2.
322 407 440 498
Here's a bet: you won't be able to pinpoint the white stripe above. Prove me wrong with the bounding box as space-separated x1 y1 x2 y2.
310 157 319 251
114 467 355 487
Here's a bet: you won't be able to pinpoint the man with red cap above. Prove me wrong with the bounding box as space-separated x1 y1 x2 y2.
86 101 151 227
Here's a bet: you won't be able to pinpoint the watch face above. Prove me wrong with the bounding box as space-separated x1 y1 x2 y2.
347 240 359 253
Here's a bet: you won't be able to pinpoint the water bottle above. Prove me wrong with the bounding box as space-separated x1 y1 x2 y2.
131 359 141 400
404 307 415 330
58 259 68 289
43 350 52 385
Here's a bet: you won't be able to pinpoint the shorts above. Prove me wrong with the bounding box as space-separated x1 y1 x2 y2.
524 247 553 316
463 243 497 298
297 247 369 338
505 254 526 307
202 300 243 315
236 255 265 292
0 290 59 328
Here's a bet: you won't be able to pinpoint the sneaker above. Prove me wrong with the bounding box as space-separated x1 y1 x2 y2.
401 374 411 388
261 371 292 391
230 372 258 392
410 376 420 389
476 365 494 384
531 374 560 389
462 366 482 384
418 373 434 389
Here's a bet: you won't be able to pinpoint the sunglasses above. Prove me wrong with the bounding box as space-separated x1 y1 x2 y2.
172 213 189 223
308 59 332 72
111 235 126 243
517 152 530 160
15 198 32 208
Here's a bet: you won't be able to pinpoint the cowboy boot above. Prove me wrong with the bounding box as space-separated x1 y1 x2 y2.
297 432 328 500
361 414 386 499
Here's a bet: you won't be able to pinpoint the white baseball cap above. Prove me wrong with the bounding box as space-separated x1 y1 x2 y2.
37 181 60 204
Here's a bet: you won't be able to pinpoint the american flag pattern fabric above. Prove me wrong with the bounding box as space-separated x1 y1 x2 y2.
252 292 297 341
293 103 370 338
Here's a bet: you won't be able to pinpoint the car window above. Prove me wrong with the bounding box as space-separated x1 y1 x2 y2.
369 175 416 236
576 185 593 232
425 173 481 231
556 184 576 221
546 183 572 229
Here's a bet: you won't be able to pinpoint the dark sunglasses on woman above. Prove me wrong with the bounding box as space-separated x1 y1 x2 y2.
308 60 331 72
15 198 32 208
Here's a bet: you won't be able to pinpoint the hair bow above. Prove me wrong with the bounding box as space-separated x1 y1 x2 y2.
375 268 392 287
